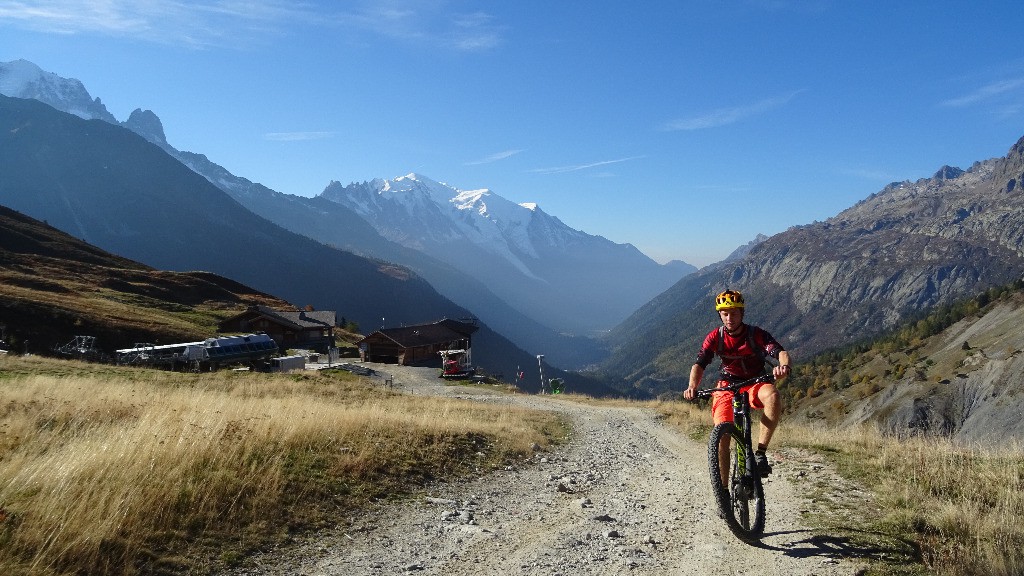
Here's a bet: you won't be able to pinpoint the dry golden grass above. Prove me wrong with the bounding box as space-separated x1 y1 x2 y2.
820 429 1024 576
654 397 1024 576
651 397 712 441
0 271 262 344
0 354 565 575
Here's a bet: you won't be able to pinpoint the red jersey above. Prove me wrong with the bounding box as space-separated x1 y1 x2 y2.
694 324 783 380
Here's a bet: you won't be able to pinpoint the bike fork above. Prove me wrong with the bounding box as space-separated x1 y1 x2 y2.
732 400 756 498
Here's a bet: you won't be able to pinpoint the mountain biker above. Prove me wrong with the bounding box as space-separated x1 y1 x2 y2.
683 289 791 484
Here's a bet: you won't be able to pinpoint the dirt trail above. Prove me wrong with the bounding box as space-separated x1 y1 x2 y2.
231 364 873 575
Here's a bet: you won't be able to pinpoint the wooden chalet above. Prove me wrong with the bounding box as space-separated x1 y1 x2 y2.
357 318 478 366
218 305 336 352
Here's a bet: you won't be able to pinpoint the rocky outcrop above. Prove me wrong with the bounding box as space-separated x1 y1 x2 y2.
122 109 169 149
603 135 1024 395
810 297 1024 444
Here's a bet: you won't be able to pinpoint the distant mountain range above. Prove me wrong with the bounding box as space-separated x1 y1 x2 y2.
602 137 1024 396
319 175 694 335
0 93 447 331
0 92 616 394
0 59 694 369
6 57 1023 408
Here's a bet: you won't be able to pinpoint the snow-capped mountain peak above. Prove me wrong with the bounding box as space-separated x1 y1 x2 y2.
320 174 546 273
0 59 116 123
318 173 691 333
4 58 694 337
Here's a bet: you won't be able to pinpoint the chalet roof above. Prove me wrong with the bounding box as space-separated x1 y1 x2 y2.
363 319 477 348
222 305 336 331
434 318 479 336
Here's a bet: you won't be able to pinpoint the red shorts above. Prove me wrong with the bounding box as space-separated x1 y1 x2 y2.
711 380 768 425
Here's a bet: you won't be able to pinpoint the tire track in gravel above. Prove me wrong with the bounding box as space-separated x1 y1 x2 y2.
229 365 866 575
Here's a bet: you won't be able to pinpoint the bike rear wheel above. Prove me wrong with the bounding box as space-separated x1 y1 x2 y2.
707 422 766 540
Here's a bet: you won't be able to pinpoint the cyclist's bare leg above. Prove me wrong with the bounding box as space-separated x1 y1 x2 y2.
756 383 782 449
717 434 731 485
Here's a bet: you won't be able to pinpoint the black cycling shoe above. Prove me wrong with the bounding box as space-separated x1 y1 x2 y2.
754 450 772 477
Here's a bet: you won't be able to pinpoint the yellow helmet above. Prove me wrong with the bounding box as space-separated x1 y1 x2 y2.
715 289 745 311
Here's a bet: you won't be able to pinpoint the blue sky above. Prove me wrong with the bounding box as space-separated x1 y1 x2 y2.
2 1 1023 267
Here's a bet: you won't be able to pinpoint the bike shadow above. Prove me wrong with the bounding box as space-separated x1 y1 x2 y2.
749 527 920 564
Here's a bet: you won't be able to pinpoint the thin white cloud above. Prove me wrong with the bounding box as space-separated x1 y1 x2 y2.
0 1 150 35
0 1 502 51
0 0 310 47
452 32 499 51
329 3 502 52
689 183 754 193
941 78 1024 107
449 11 500 50
662 90 804 131
530 156 644 175
264 131 335 141
465 149 523 166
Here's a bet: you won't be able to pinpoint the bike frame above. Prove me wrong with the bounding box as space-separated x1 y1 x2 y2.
729 388 759 499
695 373 773 539
733 387 757 477
699 373 772 460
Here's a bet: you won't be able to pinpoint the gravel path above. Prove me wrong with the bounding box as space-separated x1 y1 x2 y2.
231 364 872 575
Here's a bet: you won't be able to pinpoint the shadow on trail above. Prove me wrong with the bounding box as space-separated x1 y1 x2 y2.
747 527 920 566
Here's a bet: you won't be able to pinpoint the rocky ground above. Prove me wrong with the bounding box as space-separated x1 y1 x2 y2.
228 364 891 575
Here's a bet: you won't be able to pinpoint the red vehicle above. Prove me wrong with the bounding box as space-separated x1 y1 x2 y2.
439 349 475 379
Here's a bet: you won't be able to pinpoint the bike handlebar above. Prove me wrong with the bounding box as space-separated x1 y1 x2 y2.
693 373 775 399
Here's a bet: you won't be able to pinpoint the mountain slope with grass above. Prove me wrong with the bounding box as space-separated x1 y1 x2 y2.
0 204 292 352
780 280 1024 444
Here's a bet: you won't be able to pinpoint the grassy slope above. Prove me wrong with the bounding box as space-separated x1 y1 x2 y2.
0 206 567 575
0 355 565 576
0 205 290 353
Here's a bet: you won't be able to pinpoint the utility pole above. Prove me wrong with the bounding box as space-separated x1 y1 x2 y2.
537 354 546 394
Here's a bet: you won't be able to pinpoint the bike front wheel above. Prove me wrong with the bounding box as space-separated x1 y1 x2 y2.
707 422 766 540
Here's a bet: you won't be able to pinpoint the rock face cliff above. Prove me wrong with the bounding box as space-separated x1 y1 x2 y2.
788 291 1024 444
603 135 1024 396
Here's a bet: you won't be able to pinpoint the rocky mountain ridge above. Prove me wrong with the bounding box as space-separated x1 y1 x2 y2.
602 134 1024 396
0 59 116 123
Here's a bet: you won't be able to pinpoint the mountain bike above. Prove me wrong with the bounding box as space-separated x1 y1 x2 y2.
694 373 774 540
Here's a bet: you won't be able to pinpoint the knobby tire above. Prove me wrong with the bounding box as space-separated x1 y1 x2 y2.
707 422 766 540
